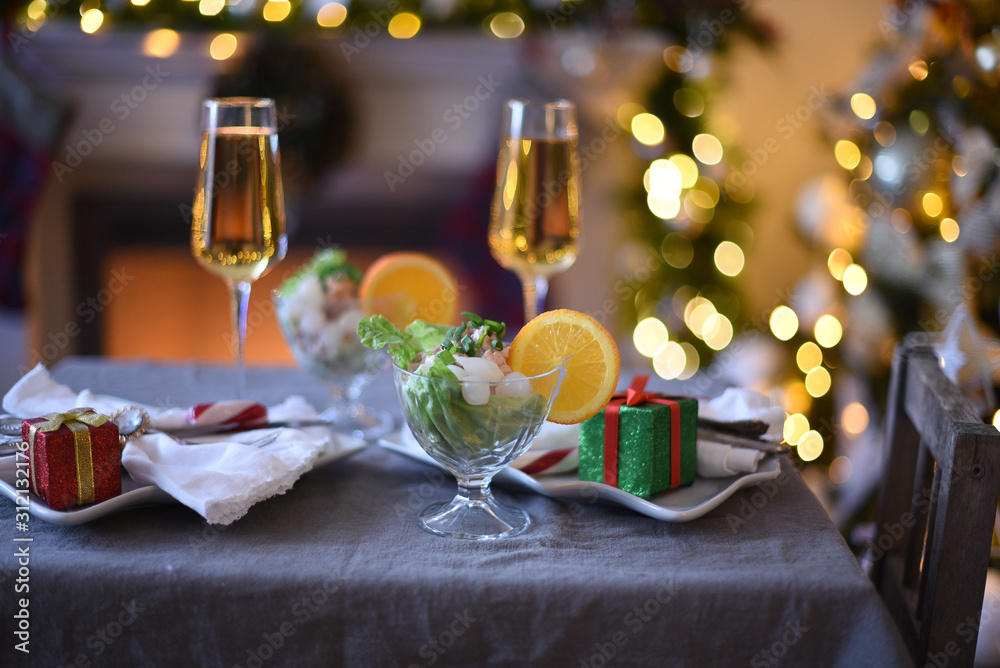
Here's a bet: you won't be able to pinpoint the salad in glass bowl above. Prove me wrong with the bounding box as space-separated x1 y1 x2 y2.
274 248 393 439
359 311 561 540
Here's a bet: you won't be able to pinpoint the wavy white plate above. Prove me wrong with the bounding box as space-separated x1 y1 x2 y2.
0 435 367 526
379 430 782 522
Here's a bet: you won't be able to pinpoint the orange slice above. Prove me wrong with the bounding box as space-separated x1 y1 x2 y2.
359 252 460 328
508 309 620 424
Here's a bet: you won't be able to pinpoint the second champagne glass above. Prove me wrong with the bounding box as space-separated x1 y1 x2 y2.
191 97 287 398
488 99 581 323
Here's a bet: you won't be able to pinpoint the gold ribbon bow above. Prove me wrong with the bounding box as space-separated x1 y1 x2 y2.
28 408 109 504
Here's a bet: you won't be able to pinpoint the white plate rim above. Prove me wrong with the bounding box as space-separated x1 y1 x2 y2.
378 430 782 523
0 435 368 526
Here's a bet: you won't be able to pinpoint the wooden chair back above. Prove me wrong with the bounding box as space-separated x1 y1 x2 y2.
873 333 1000 668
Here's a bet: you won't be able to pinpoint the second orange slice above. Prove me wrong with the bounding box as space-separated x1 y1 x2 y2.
359 252 460 328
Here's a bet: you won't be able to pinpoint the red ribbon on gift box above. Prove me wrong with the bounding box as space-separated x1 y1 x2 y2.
603 375 684 489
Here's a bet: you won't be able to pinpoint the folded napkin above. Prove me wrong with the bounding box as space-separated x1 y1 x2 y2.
4 364 332 525
508 387 783 479
696 388 782 477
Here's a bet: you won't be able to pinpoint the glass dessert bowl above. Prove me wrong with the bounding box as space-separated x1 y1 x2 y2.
274 250 393 440
392 363 561 540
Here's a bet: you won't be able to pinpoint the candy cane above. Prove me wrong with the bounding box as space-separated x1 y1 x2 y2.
186 401 267 427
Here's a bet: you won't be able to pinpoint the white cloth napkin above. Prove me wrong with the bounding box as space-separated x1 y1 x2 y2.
696 388 783 477
4 364 332 525
511 387 783 479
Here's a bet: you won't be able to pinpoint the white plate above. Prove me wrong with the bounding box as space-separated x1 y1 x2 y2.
378 431 782 522
0 435 367 526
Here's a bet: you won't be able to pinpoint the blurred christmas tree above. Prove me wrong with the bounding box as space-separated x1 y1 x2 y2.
780 0 1000 526
618 5 776 384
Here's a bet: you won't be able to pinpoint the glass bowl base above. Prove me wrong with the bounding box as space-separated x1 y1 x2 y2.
419 497 530 540
319 404 394 441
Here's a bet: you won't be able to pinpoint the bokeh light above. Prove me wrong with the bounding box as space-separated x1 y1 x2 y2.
26 0 46 19
200 0 224 16
834 140 861 170
796 342 823 373
692 134 723 165
632 113 666 146
262 0 290 21
829 456 853 485
663 45 694 73
828 248 853 280
769 306 799 341
910 110 930 135
783 413 809 445
714 241 744 277
678 342 699 380
814 314 843 348
702 313 733 350
646 159 683 200
797 431 824 461
209 33 238 60
388 12 421 38
653 342 686 380
909 60 929 80
842 402 869 435
850 93 877 120
805 366 832 397
80 8 103 33
669 154 699 188
489 12 524 38
317 2 347 27
922 192 943 218
142 29 179 58
633 318 669 358
842 264 868 295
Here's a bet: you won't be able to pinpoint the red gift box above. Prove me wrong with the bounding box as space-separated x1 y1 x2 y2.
22 408 121 510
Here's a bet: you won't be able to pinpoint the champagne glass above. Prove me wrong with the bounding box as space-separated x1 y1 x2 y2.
191 98 287 398
489 99 581 323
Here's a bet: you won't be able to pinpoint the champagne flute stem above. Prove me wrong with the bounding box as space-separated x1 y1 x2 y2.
229 280 252 399
521 274 549 322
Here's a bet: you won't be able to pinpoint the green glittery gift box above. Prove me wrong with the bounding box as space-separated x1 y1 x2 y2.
578 377 697 499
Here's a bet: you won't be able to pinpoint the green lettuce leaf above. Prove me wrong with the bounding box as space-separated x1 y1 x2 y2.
405 320 451 353
357 315 416 367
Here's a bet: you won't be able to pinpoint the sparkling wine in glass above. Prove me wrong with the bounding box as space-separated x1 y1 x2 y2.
489 99 581 323
191 97 287 398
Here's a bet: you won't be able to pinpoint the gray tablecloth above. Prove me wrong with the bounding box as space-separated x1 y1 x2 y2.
0 359 911 667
